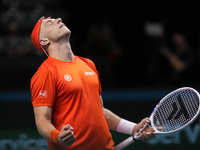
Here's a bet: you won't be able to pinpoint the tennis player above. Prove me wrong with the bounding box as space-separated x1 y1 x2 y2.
30 17 155 150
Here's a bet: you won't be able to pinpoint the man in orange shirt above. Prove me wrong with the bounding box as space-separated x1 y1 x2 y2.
30 17 155 150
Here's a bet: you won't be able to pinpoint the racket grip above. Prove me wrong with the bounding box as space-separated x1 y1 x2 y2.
115 121 150 150
115 136 134 150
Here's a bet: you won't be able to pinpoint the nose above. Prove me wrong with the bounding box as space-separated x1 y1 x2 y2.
56 18 62 24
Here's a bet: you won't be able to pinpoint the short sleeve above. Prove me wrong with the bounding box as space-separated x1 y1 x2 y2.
30 65 56 107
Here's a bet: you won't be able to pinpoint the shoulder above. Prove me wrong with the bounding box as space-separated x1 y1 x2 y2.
40 57 57 71
31 57 57 82
76 56 100 78
77 56 96 68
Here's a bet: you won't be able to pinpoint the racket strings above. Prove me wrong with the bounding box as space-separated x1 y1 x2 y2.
153 89 199 133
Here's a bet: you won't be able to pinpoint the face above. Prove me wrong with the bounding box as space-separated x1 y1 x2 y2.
40 17 71 43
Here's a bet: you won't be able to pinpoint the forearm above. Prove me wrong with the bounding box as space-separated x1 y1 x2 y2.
33 106 75 146
35 117 56 141
33 106 57 142
103 107 137 135
103 107 122 130
101 95 136 135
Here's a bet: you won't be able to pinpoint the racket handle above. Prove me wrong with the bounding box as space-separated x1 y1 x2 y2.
115 121 149 149
115 136 134 150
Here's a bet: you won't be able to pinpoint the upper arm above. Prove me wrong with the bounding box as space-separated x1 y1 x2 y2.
100 95 107 117
30 64 56 108
100 95 103 108
33 106 52 125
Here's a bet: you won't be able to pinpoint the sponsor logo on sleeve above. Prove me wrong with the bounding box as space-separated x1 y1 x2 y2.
38 90 47 98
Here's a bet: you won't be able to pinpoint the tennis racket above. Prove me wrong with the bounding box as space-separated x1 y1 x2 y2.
115 87 200 150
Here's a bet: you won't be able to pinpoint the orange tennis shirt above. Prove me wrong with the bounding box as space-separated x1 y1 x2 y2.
30 56 114 150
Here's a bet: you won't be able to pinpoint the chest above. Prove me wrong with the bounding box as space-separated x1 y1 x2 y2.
55 61 99 96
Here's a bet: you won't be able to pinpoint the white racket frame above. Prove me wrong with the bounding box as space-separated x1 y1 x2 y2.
115 87 200 150
150 87 200 134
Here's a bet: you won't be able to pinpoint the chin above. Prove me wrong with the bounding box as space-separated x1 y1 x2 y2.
63 27 71 35
60 31 71 41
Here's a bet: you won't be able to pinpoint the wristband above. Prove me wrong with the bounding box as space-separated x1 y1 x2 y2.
50 129 60 145
117 119 137 135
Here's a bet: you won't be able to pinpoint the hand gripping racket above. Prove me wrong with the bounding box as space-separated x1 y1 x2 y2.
115 87 200 150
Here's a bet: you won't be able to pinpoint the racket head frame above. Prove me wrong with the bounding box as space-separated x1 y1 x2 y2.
149 87 200 134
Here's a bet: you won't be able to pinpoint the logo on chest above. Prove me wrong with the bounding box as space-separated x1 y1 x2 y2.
85 72 95 75
64 75 72 81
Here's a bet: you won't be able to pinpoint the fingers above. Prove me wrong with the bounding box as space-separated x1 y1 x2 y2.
139 130 156 141
133 117 150 135
135 117 158 141
133 117 159 141
156 126 164 130
58 124 76 146
62 124 73 131
140 117 150 125
139 124 163 141
144 126 164 139
139 131 149 141
60 130 76 146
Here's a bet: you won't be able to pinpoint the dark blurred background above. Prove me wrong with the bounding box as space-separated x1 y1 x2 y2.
0 0 200 149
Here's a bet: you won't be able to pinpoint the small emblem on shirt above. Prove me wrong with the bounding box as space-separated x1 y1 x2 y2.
85 72 95 75
38 90 47 98
64 75 72 81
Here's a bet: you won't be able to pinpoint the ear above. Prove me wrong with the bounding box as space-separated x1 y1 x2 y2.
39 38 50 47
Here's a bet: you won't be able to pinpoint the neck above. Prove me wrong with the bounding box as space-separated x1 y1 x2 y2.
48 40 75 62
